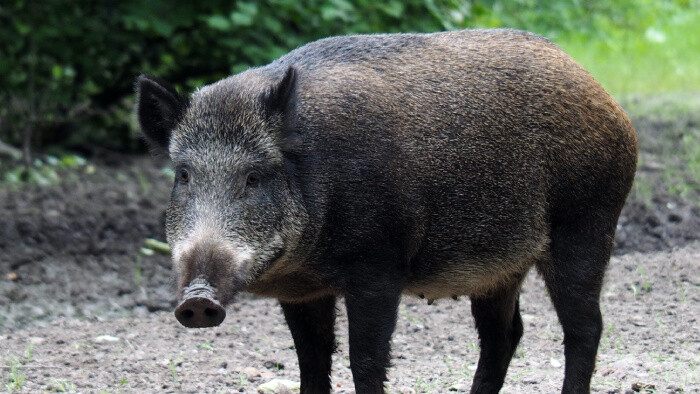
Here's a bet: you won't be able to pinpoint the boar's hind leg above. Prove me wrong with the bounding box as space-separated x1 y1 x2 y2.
540 215 616 394
345 282 403 394
281 296 337 394
469 279 524 394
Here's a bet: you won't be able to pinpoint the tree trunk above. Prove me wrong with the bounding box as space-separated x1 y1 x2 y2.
22 122 32 167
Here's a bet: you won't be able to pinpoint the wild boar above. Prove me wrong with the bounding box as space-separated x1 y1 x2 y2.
136 29 637 393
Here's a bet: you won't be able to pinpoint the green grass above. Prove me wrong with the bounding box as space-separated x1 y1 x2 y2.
3 344 34 392
1 155 88 188
637 267 652 293
621 92 700 204
4 355 25 392
399 305 424 324
24 344 34 361
48 378 75 392
557 8 700 96
167 357 181 386
413 375 441 392
632 177 654 205
134 255 143 287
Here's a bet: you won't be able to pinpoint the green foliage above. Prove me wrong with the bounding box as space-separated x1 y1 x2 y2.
554 2 700 95
47 378 76 393
0 1 697 154
1 154 87 187
4 354 25 391
0 0 458 154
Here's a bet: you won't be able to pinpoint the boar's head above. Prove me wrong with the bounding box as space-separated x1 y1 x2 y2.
135 67 308 327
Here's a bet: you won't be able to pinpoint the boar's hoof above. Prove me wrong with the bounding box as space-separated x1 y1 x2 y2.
175 296 226 328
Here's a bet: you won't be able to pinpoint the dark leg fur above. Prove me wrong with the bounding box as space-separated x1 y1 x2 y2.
281 296 337 394
345 283 403 394
540 214 616 394
469 282 524 394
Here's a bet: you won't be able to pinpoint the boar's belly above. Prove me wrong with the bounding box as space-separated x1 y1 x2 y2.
404 248 547 301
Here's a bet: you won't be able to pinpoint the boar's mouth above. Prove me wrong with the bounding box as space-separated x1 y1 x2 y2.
174 278 226 328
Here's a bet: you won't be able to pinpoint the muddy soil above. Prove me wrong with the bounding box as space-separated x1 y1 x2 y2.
1 94 698 392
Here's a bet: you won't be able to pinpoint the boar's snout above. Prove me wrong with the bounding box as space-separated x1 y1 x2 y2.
175 280 226 328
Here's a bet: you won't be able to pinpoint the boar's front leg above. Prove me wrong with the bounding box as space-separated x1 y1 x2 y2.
345 281 403 394
281 296 337 394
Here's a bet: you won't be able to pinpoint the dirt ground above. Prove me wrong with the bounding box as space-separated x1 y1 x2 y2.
1 94 698 393
1 244 698 393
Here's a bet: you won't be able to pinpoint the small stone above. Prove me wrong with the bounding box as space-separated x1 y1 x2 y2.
5 272 19 281
610 358 637 370
550 357 562 368
259 370 275 381
257 379 300 393
242 366 260 379
521 313 536 321
94 335 120 343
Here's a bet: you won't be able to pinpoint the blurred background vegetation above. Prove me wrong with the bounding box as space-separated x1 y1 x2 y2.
0 0 698 162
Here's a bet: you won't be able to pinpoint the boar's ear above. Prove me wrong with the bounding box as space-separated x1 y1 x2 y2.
261 66 297 116
135 75 188 152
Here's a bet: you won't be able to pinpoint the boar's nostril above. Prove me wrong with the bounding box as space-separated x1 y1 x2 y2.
174 296 226 328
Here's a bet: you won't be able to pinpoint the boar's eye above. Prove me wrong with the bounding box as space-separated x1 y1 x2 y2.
178 168 190 184
246 172 260 188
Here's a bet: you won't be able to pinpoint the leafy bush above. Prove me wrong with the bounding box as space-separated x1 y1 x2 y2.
0 0 696 157
0 0 463 156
